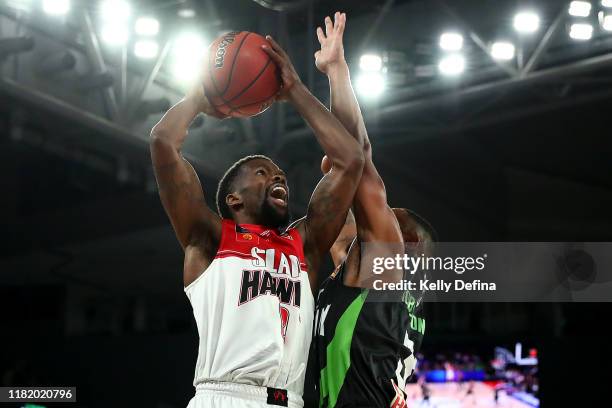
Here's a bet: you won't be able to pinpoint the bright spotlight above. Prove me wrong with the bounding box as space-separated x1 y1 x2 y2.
135 17 159 36
101 23 129 46
101 0 131 21
355 72 385 97
134 40 159 59
513 11 540 33
359 54 382 72
438 54 465 76
42 0 70 15
569 23 594 40
602 13 612 30
569 1 592 17
491 41 515 61
172 33 207 83
603 0 612 8
173 33 206 57
178 8 196 18
439 32 463 51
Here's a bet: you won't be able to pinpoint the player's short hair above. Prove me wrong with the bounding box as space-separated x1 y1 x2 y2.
392 207 439 248
216 155 274 219
404 208 438 243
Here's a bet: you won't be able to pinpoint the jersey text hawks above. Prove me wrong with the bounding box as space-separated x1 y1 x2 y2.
239 247 302 307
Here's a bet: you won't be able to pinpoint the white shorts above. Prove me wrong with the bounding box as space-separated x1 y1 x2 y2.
187 381 304 408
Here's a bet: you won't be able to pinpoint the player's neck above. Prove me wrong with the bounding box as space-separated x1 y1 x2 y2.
232 213 262 227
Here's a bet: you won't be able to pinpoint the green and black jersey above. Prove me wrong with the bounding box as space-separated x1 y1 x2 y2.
314 263 425 408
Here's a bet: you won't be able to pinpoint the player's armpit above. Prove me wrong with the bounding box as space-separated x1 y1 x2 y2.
150 136 222 255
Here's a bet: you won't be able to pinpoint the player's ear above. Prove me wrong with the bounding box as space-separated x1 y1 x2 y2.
321 155 332 174
226 193 243 212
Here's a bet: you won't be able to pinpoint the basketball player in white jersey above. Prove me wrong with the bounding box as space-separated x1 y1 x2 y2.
150 33 364 408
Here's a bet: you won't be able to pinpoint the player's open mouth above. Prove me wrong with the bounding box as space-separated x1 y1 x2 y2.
269 184 288 207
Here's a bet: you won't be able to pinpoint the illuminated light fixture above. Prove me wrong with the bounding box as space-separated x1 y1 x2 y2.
172 33 207 83
491 41 515 61
438 54 465 76
178 8 196 18
355 72 385 97
439 32 464 51
359 54 383 72
569 23 594 40
603 0 612 7
42 0 70 15
101 23 129 46
569 1 592 17
101 0 131 21
134 40 159 59
513 11 540 33
135 17 159 36
602 13 612 30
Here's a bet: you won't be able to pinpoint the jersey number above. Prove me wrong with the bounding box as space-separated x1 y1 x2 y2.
279 306 290 342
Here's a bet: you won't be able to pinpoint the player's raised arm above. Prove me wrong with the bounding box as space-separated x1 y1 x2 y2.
262 36 365 283
149 81 224 260
316 12 403 285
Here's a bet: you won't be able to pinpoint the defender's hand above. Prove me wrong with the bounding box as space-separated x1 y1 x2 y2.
315 12 347 75
262 35 302 101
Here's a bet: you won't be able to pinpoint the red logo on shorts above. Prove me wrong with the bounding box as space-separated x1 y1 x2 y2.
267 387 288 406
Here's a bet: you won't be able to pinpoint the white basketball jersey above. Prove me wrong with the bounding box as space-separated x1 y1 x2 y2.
184 219 314 397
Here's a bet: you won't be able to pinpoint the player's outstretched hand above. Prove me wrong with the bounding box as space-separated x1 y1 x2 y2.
315 12 347 75
261 35 303 101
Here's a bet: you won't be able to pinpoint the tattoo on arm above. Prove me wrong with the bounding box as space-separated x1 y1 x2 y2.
155 159 206 206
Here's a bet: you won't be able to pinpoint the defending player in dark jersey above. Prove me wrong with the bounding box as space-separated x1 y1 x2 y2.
311 13 433 408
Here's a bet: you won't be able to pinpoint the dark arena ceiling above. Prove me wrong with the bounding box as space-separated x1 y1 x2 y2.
2 0 611 281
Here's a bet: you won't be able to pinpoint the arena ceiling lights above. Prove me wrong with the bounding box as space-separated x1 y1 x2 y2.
171 33 208 84
133 17 160 59
8 0 612 122
570 23 594 40
438 54 465 76
356 54 385 98
135 17 160 37
99 0 131 46
568 1 592 17
100 0 131 21
359 54 383 72
513 11 540 33
42 0 70 16
438 31 465 76
134 40 159 59
439 32 464 52
490 41 516 61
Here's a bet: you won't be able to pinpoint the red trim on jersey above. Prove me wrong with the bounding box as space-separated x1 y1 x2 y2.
215 253 254 261
214 218 308 272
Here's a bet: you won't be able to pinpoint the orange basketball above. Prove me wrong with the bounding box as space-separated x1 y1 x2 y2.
203 31 281 118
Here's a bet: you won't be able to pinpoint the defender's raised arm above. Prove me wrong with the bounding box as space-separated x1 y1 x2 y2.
316 12 403 285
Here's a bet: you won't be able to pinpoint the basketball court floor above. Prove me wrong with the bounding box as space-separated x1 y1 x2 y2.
405 382 538 408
